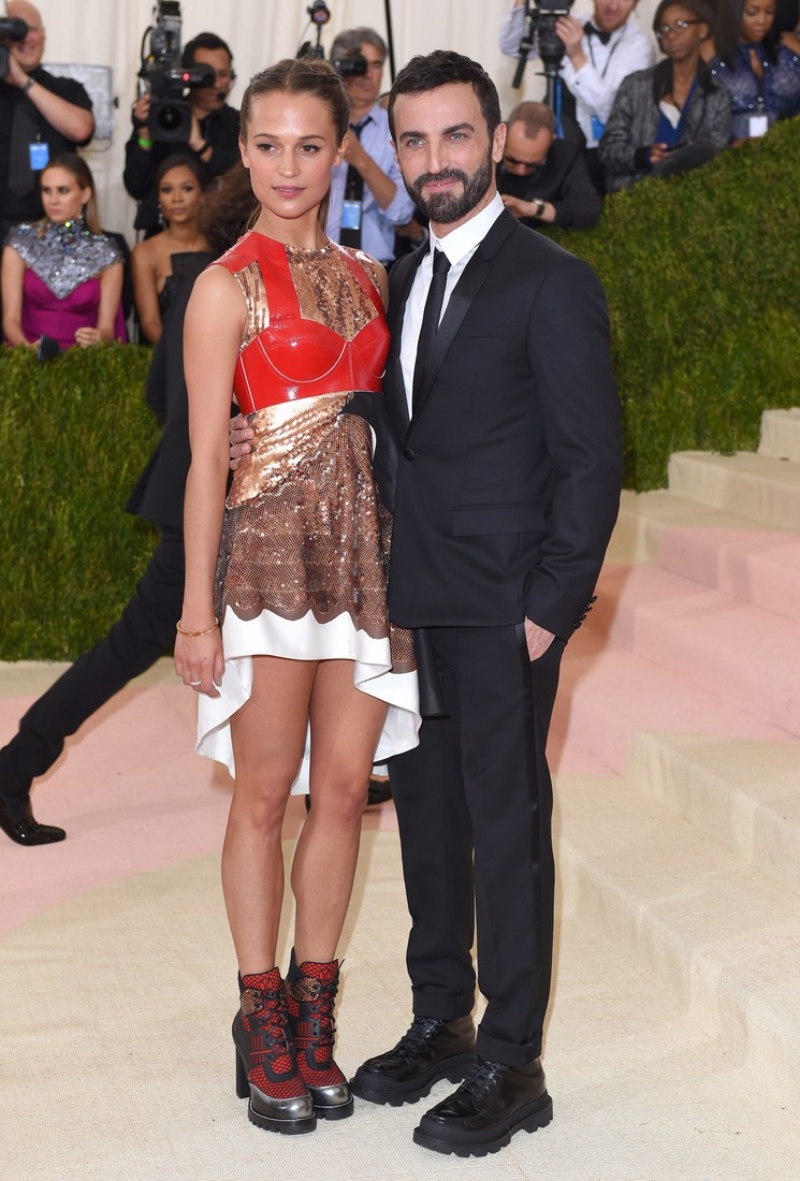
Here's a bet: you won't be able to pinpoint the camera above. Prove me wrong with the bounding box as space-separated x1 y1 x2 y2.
332 53 368 79
0 15 28 82
138 1 214 142
297 2 331 59
513 0 575 103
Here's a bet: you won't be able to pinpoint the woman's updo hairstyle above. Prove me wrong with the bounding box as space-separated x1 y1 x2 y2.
239 58 351 227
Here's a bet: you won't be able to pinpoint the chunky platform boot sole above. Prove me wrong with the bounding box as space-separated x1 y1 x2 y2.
309 1090 355 1120
235 1049 317 1135
412 1093 553 1157
350 1048 476 1107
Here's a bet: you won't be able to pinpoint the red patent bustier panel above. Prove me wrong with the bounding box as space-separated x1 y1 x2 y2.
215 233 388 414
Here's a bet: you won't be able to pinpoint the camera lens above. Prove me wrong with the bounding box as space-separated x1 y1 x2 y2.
156 104 182 132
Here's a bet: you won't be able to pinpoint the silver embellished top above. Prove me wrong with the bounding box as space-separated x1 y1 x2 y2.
5 218 122 301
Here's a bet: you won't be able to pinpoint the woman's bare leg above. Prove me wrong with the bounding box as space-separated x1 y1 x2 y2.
291 660 388 964
223 655 317 974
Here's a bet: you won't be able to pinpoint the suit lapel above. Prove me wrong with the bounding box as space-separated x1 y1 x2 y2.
410 210 518 427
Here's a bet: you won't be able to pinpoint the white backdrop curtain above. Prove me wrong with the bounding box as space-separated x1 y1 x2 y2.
34 0 658 236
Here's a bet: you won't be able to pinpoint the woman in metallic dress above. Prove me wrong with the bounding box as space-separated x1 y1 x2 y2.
174 58 419 1137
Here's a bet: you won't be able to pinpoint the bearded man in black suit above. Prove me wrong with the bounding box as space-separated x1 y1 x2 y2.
349 50 623 1158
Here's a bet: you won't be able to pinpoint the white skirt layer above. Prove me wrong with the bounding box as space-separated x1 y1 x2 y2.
196 607 420 792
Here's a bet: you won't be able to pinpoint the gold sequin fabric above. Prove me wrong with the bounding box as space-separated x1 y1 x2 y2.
215 243 414 672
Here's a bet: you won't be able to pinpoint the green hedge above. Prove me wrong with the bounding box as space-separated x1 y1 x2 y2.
0 344 158 659
2 123 799 657
546 118 800 489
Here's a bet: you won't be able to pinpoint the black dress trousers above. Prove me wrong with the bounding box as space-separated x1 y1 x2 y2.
0 527 185 797
389 623 563 1067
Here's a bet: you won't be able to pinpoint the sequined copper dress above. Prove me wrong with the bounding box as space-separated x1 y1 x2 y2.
197 231 419 785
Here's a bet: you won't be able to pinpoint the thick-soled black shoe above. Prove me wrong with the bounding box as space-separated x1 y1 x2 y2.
0 795 66 846
412 1055 553 1157
350 1015 476 1106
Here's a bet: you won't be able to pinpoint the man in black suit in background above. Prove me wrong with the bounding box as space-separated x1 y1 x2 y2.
0 253 212 845
349 51 622 1157
498 102 602 231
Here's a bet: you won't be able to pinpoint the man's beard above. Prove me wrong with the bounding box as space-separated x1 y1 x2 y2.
405 150 494 225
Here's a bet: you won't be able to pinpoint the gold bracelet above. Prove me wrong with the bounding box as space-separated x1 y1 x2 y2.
176 618 219 637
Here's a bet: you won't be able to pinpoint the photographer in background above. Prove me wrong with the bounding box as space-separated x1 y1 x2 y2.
0 0 94 242
498 101 602 228
325 27 415 267
124 32 239 235
500 0 654 192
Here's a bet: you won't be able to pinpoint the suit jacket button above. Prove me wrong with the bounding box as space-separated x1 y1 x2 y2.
403 447 416 460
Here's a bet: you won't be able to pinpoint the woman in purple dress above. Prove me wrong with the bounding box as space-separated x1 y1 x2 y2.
1 153 125 351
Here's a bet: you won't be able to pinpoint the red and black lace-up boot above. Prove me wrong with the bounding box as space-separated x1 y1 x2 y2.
233 967 316 1135
285 950 353 1119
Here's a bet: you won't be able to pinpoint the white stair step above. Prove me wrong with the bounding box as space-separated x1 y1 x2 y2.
608 489 790 566
759 408 800 461
626 731 800 897
556 771 800 1106
668 452 800 529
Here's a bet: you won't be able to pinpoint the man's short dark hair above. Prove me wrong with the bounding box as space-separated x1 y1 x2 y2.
182 32 234 69
387 50 502 143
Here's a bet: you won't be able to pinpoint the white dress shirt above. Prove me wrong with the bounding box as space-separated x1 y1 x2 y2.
400 192 505 417
325 103 416 263
499 3 655 147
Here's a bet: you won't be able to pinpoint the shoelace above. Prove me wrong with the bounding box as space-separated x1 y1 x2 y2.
247 986 293 1058
460 1058 502 1100
304 978 338 1044
394 1016 446 1062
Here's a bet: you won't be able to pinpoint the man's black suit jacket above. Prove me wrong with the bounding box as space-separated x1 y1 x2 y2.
126 251 214 531
384 208 622 642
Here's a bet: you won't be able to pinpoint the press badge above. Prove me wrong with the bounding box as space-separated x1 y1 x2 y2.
341 199 362 231
590 116 605 143
29 141 50 170
748 113 768 137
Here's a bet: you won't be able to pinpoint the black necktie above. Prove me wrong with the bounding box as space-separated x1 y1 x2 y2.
340 117 370 249
584 21 613 45
412 248 451 414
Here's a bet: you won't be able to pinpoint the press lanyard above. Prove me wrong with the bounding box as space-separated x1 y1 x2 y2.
588 28 624 79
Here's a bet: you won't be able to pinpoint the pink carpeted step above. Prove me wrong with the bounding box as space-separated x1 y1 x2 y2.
630 589 800 736
652 527 800 625
555 637 795 775
589 563 710 648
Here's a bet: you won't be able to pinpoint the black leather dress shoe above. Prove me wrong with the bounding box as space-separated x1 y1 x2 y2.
350 1015 476 1105
0 795 66 846
413 1055 553 1156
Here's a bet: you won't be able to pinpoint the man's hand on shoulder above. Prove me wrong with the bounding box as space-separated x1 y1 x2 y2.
524 618 556 661
230 412 254 470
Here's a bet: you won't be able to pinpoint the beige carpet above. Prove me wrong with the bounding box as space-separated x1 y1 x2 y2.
2 830 798 1181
